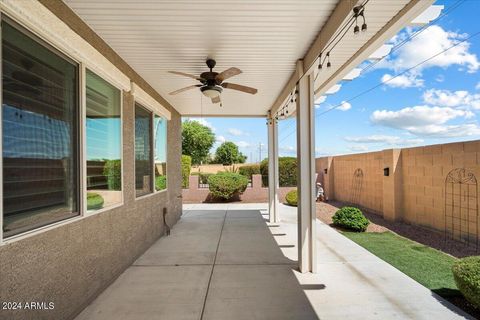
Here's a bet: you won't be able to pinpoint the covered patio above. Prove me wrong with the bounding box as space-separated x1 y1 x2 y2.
75 204 470 319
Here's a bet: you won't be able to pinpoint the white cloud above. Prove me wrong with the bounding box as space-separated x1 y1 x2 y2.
344 135 423 146
315 95 326 108
381 73 424 88
338 101 351 111
476 82 480 90
348 145 369 152
325 84 342 95
406 124 480 138
279 146 296 154
423 89 480 109
188 118 215 131
227 128 249 136
370 105 478 138
236 141 251 148
380 26 479 74
216 135 226 144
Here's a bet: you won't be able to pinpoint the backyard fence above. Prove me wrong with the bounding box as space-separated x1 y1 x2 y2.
316 140 480 249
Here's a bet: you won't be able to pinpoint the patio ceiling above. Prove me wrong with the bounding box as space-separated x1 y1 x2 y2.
64 0 431 117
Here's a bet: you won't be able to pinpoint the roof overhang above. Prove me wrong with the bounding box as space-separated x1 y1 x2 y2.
63 0 434 118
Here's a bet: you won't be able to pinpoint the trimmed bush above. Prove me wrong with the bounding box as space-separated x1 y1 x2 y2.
208 172 248 200
239 164 260 178
155 175 167 191
332 207 369 232
452 256 480 308
87 192 104 210
260 157 297 187
181 155 192 188
285 189 298 206
103 159 121 190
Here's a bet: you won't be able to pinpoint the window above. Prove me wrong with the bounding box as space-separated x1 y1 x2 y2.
2 20 79 237
135 104 153 197
154 114 167 191
85 70 122 211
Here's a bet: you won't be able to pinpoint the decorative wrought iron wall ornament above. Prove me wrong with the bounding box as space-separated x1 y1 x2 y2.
444 168 478 249
350 168 364 204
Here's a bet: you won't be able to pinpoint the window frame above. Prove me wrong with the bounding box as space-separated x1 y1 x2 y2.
0 15 83 241
134 102 168 200
154 113 168 194
82 67 124 216
0 13 126 244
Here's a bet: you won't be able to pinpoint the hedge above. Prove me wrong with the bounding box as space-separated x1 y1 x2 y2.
285 189 298 206
332 207 369 232
181 155 192 188
239 164 260 178
260 157 297 187
103 159 121 190
208 172 248 200
452 256 480 308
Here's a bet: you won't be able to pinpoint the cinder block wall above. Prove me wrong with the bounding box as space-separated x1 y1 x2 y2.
316 140 480 236
316 151 383 213
0 2 183 320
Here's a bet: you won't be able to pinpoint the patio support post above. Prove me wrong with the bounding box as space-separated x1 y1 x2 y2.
296 61 317 273
267 114 280 223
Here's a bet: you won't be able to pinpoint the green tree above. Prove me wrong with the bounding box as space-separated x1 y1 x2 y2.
182 120 215 165
214 142 247 165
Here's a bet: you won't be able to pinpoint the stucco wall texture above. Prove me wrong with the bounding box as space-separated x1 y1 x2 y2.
0 2 183 320
316 140 480 237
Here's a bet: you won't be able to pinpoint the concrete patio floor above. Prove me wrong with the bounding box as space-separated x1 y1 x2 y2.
75 203 473 320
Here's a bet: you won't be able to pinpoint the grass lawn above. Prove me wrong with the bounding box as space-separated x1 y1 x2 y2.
343 231 460 297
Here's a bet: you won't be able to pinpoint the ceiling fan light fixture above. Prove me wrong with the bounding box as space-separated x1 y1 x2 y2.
200 85 222 98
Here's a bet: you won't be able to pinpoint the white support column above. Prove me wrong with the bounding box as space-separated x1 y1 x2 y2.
296 63 317 273
267 116 279 223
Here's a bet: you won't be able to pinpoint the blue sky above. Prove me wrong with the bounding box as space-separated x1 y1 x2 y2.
186 0 480 162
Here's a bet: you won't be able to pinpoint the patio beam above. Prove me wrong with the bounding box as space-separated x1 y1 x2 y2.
267 114 280 223
269 0 355 116
296 60 317 273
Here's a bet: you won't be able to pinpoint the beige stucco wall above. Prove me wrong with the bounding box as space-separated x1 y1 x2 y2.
316 151 383 214
0 3 183 320
316 140 480 238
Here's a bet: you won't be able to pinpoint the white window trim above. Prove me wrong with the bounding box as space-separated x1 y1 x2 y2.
83 67 125 217
0 0 130 91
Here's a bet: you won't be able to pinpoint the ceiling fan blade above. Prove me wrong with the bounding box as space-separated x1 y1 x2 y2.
216 67 242 82
211 96 221 104
168 71 204 81
169 85 200 95
221 82 257 95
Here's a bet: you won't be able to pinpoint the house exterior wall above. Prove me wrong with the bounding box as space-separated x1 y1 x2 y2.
0 2 182 320
315 140 480 237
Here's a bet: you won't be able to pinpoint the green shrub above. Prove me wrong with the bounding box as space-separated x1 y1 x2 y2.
239 164 260 177
103 159 121 190
452 256 480 308
155 175 167 191
332 207 369 232
285 189 297 206
192 172 212 184
87 192 104 210
181 155 192 188
260 157 297 187
208 172 248 200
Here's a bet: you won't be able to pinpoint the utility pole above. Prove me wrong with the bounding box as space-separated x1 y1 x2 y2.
258 142 262 163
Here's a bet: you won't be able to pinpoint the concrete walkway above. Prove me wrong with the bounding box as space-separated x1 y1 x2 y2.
76 203 473 320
